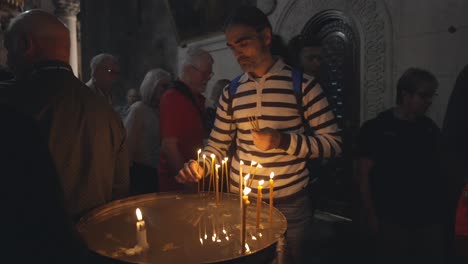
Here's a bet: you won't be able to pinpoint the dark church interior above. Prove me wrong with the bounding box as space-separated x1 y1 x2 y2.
1 0 467 263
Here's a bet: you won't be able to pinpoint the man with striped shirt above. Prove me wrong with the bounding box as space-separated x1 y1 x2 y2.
176 6 341 263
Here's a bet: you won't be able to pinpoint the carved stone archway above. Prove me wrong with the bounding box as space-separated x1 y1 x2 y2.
274 0 393 122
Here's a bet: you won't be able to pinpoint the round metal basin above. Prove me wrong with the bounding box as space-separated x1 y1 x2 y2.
77 192 287 263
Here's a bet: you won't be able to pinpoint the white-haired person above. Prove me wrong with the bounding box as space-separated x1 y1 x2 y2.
124 69 172 195
86 53 120 105
159 47 213 192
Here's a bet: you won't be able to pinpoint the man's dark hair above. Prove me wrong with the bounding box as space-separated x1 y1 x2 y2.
396 67 438 105
224 5 272 32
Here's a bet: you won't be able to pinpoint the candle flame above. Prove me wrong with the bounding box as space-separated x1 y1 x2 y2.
259 180 265 186
200 238 203 245
251 160 257 166
244 174 250 181
203 154 206 159
212 235 216 242
222 229 227 234
136 208 143 221
243 187 251 196
197 149 202 154
240 160 244 165
224 157 228 161
210 154 215 159
245 243 251 253
258 233 263 237
251 235 257 240
204 234 207 240
216 164 221 169
226 236 229 241
270 172 275 179
257 163 262 169
221 160 225 164
217 239 222 243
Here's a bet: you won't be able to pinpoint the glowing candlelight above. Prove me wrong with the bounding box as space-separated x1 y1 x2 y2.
221 160 225 199
202 154 206 191
197 149 201 167
249 160 257 176
224 157 230 193
215 164 221 203
209 154 215 193
241 187 251 254
244 174 250 187
135 208 149 249
269 172 274 225
249 163 262 186
197 149 201 192
256 179 264 231
239 160 244 209
198 220 203 245
245 242 251 254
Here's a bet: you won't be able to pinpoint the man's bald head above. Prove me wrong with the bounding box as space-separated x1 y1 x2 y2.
5 10 70 77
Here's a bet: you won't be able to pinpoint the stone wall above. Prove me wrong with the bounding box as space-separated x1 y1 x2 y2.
384 0 468 126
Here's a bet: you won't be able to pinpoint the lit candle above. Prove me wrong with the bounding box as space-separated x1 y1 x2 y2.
239 160 244 209
221 160 225 199
135 208 149 249
197 149 201 168
256 180 264 231
249 163 262 187
202 154 206 192
209 154 215 193
215 164 220 203
249 160 257 176
244 174 250 188
269 172 274 225
224 157 230 193
199 219 203 245
197 149 201 192
241 187 251 254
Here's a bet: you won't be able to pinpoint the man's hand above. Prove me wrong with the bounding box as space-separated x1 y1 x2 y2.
251 127 281 151
175 160 205 184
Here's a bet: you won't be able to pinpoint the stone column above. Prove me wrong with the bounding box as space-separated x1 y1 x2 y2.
52 0 80 77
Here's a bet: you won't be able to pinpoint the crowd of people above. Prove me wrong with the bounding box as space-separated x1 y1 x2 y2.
1 6 466 264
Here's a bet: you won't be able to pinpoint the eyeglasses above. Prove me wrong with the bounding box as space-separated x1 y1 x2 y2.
106 68 120 75
191 65 214 79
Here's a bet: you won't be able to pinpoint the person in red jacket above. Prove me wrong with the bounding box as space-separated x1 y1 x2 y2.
159 47 213 192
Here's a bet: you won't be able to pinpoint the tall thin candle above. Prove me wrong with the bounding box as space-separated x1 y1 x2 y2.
197 149 201 192
221 160 226 199
269 172 275 225
202 154 206 191
256 180 264 231
215 164 220 203
209 154 215 193
135 208 149 249
241 187 251 254
239 160 244 209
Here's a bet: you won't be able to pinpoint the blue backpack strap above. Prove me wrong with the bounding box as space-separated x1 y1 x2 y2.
229 74 242 97
292 68 303 98
292 68 313 135
227 74 243 114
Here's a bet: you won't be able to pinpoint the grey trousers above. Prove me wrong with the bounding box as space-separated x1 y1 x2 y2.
274 192 315 264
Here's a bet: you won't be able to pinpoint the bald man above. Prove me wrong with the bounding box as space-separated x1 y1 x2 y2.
86 53 120 105
3 10 129 218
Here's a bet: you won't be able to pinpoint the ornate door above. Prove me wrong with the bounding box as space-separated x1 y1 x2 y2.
302 11 360 217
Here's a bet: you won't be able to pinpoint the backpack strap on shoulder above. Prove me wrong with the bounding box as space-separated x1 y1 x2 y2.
227 74 243 115
292 68 303 99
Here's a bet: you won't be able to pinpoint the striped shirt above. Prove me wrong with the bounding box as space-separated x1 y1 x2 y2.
203 59 342 199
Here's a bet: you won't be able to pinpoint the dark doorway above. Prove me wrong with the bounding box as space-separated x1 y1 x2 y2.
302 10 360 218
